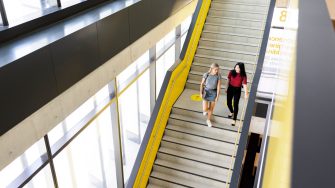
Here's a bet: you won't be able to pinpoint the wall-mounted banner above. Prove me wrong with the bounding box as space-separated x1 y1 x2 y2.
272 8 298 29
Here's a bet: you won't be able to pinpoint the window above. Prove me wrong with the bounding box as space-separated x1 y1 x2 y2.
118 79 140 183
181 15 192 34
117 51 150 92
181 33 187 51
47 97 95 147
156 29 176 57
3 0 58 25
53 108 117 187
0 138 47 187
156 45 176 98
61 0 85 8
0 12 3 25
23 165 53 188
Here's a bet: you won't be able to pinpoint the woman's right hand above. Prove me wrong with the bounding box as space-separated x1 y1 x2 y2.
200 93 203 98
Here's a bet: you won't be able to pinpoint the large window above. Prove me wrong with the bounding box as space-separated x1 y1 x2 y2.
2 0 58 24
23 166 54 188
116 50 151 184
156 45 176 97
53 107 117 188
0 138 48 188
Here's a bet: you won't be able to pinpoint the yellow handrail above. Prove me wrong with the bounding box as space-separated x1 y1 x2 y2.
132 0 212 187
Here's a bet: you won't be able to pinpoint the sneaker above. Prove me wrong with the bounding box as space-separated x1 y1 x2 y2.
228 113 233 118
231 120 236 126
206 120 212 127
203 111 208 116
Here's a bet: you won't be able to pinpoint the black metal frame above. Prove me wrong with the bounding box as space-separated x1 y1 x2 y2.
229 0 276 187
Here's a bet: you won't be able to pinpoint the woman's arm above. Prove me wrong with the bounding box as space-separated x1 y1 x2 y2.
243 84 249 99
200 78 205 98
226 71 231 93
216 79 221 101
225 79 229 93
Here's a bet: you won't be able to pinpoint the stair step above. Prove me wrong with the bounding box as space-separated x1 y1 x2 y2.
170 108 244 130
168 118 239 140
185 80 250 95
162 133 236 157
155 153 230 182
191 62 254 75
148 177 184 188
192 60 255 73
210 7 267 15
160 141 234 168
197 45 258 62
194 53 257 69
151 166 228 187
166 123 237 143
187 70 253 83
201 30 262 44
188 70 252 84
211 1 269 12
200 37 260 47
198 45 258 56
204 23 263 37
206 16 264 28
199 38 259 53
209 8 266 20
216 0 269 5
212 0 269 7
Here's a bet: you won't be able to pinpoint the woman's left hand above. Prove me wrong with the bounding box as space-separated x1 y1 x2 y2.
215 97 219 102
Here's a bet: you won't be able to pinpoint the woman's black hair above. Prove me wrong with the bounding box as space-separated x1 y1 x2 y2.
231 62 247 78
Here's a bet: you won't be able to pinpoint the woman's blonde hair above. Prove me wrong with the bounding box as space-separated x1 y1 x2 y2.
208 63 220 75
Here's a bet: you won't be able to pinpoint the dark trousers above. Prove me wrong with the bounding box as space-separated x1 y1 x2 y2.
227 85 241 121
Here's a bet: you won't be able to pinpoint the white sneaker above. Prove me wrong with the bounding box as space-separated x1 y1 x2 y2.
231 120 236 126
203 111 208 116
206 120 212 127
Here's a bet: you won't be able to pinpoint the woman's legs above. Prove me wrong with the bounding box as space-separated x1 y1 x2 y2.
233 88 241 121
227 86 234 115
208 102 216 120
203 100 209 115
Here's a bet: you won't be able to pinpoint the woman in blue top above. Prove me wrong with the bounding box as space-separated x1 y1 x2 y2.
200 63 221 127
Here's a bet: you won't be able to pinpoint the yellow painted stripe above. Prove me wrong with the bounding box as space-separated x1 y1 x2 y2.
132 1 212 187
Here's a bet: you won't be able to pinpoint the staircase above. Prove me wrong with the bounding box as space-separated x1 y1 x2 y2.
147 0 270 187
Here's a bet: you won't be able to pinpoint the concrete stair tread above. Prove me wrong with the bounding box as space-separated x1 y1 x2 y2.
195 53 257 65
155 156 229 182
189 70 252 83
151 167 228 187
192 62 254 74
197 45 258 56
159 141 234 168
207 15 264 22
162 134 236 156
200 37 260 47
164 129 237 148
210 7 267 15
169 111 242 131
166 123 237 143
202 30 262 39
186 79 250 90
148 177 188 188
205 22 264 31
211 0 269 7
167 118 239 139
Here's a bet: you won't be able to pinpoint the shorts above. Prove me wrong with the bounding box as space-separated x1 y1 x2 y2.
203 88 217 102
